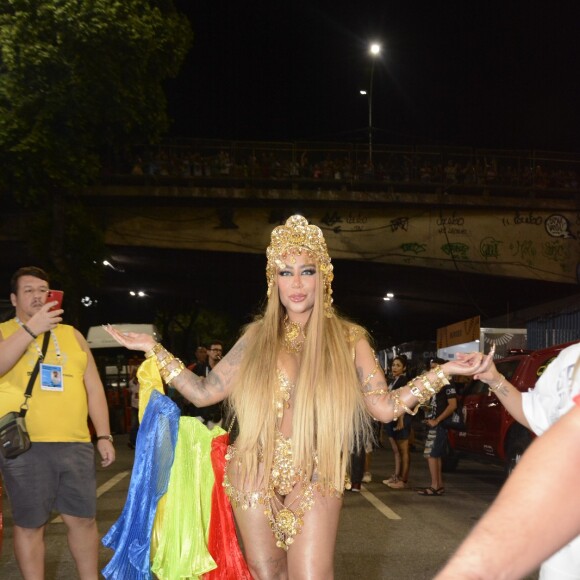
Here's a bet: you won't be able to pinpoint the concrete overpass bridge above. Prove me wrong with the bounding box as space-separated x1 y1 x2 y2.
83 140 579 286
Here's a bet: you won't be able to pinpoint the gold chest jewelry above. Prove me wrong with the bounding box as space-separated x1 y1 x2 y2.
223 369 316 550
283 315 305 354
276 369 294 419
223 432 315 550
264 432 315 550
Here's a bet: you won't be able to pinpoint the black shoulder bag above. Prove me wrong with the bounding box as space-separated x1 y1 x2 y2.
0 331 50 459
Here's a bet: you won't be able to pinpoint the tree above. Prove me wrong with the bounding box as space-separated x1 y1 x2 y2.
0 0 193 322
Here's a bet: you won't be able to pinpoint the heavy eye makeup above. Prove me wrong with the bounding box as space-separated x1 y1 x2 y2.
278 265 317 277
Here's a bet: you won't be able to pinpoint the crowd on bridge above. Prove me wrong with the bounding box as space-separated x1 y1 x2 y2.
103 141 580 193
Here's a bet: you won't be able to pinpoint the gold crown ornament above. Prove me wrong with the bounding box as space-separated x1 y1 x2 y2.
266 215 334 317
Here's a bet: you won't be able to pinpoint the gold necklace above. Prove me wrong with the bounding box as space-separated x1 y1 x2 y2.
276 369 295 419
283 315 305 353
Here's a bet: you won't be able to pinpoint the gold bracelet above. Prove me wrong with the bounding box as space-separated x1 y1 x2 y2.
145 342 164 359
410 384 431 405
432 365 450 386
157 354 176 371
391 391 402 419
157 349 172 363
161 359 185 385
363 388 388 397
407 369 449 405
420 374 436 394
489 374 506 393
159 358 181 379
159 356 178 379
392 391 419 418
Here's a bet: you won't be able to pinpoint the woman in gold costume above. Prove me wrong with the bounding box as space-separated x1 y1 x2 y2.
106 215 492 579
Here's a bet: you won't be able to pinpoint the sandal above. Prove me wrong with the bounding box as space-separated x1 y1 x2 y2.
417 486 442 496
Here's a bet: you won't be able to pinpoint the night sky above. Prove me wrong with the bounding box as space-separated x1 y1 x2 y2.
168 1 580 151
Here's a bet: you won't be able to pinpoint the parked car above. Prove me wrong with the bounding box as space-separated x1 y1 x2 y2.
444 340 579 477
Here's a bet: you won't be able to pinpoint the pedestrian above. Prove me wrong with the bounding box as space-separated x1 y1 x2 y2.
416 357 457 496
382 355 411 488
464 341 580 578
435 395 580 580
128 369 139 449
192 340 225 428
186 345 207 372
0 266 115 579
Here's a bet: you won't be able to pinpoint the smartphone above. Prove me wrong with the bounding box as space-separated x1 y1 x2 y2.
47 290 64 311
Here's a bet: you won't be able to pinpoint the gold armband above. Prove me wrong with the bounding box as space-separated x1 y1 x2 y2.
407 367 450 406
157 354 176 371
432 365 450 385
410 384 431 405
392 391 419 419
160 359 186 385
145 342 164 359
420 374 435 394
363 388 388 397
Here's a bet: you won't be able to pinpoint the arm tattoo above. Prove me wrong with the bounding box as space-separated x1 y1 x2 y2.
173 338 243 404
363 378 389 406
205 372 225 393
225 335 247 366
192 333 248 402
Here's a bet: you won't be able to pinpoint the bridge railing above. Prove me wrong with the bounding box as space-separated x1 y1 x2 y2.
99 140 580 198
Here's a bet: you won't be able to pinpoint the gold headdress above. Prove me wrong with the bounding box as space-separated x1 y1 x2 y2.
266 215 334 317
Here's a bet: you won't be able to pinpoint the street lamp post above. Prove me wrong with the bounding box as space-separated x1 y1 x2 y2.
367 42 381 168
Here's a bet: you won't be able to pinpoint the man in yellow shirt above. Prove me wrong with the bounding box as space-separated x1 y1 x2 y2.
0 266 115 580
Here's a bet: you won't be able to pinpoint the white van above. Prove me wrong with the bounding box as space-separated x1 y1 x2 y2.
86 324 161 434
86 323 160 349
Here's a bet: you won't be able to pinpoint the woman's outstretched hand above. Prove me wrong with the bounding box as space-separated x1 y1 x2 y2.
103 324 157 353
443 345 496 377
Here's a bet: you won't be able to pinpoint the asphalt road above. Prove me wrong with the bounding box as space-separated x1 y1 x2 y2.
0 434 539 579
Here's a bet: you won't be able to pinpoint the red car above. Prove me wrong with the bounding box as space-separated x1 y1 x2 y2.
445 340 579 477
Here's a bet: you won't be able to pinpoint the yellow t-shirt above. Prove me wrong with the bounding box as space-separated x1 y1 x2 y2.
0 319 90 442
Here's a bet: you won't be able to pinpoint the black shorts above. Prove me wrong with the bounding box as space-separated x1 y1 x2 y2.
383 414 412 440
423 425 447 458
0 442 96 528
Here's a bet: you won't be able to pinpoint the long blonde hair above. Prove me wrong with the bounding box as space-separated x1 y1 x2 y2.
229 268 373 491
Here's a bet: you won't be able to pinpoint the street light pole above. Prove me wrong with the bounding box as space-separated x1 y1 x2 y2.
367 42 381 168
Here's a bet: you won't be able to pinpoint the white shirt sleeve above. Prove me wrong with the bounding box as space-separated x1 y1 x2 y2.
522 343 580 436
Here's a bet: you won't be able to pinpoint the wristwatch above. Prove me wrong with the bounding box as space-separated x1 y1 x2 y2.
96 435 114 443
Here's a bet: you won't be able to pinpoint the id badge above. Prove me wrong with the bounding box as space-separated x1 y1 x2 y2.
40 363 64 391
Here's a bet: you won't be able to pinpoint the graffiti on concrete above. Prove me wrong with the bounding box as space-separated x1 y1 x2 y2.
542 240 570 267
105 206 578 284
509 240 537 266
436 212 468 235
545 214 576 239
480 237 502 259
441 243 470 260
502 211 543 227
401 242 427 254
389 217 409 232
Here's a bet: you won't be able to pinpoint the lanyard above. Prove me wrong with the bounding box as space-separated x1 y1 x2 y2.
15 317 61 362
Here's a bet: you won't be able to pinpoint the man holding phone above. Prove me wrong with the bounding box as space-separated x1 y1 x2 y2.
0 266 115 579
47 289 64 311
